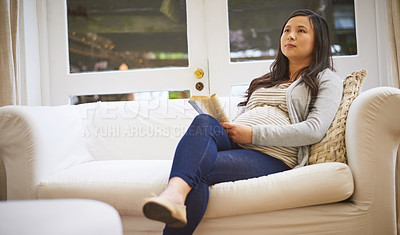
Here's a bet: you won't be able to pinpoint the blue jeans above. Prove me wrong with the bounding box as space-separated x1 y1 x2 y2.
163 114 290 235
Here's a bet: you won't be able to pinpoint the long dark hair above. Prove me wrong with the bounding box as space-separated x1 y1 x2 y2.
239 9 333 107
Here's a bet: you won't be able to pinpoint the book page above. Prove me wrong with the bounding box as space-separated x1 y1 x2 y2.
207 94 230 122
189 94 230 122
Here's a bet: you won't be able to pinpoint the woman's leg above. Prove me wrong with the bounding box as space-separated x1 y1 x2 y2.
143 114 237 228
169 114 237 190
159 114 236 205
163 148 291 235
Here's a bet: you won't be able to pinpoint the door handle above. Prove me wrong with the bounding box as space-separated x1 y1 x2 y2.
194 68 204 78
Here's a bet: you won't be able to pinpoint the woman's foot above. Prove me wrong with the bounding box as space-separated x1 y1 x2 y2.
143 177 191 228
142 195 187 228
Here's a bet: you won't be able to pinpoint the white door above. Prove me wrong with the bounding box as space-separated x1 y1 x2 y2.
45 0 379 104
205 0 379 97
46 0 210 105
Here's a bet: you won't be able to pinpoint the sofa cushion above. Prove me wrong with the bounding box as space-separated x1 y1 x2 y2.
309 69 367 164
38 160 353 218
78 99 196 161
38 160 171 215
205 162 353 218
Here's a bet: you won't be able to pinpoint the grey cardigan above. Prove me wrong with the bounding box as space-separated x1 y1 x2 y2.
237 68 343 167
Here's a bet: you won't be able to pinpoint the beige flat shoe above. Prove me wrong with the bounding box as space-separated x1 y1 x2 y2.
142 196 187 228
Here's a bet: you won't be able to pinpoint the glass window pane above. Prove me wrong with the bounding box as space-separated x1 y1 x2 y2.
228 0 356 62
67 0 188 73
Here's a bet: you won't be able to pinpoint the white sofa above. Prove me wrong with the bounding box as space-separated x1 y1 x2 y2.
0 86 399 235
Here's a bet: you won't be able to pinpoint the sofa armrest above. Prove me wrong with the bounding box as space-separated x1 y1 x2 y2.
0 105 93 199
346 86 400 234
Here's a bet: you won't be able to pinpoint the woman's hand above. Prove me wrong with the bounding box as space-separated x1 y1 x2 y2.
221 122 252 144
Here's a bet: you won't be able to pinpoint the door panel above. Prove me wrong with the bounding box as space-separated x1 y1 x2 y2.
47 0 209 105
206 0 378 97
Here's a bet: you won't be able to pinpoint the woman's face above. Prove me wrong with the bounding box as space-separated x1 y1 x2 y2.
280 16 315 65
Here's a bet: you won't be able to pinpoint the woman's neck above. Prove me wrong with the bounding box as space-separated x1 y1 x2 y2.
288 62 310 82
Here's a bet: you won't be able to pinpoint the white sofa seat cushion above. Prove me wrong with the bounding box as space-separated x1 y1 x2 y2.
38 160 171 215
38 160 353 218
206 162 353 218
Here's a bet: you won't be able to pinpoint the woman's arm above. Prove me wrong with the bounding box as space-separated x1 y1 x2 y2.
251 70 343 147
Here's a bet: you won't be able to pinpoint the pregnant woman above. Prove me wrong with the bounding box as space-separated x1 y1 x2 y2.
142 9 343 235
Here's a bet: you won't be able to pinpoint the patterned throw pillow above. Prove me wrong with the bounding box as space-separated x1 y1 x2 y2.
308 69 367 164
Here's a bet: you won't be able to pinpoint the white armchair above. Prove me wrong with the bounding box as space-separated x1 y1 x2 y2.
0 86 399 235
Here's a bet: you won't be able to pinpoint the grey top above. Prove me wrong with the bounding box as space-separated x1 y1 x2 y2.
236 68 343 167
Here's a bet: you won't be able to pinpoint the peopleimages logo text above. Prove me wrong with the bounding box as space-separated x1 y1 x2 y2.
78 99 198 120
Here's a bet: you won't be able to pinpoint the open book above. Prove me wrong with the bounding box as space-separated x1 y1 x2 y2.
189 94 230 122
